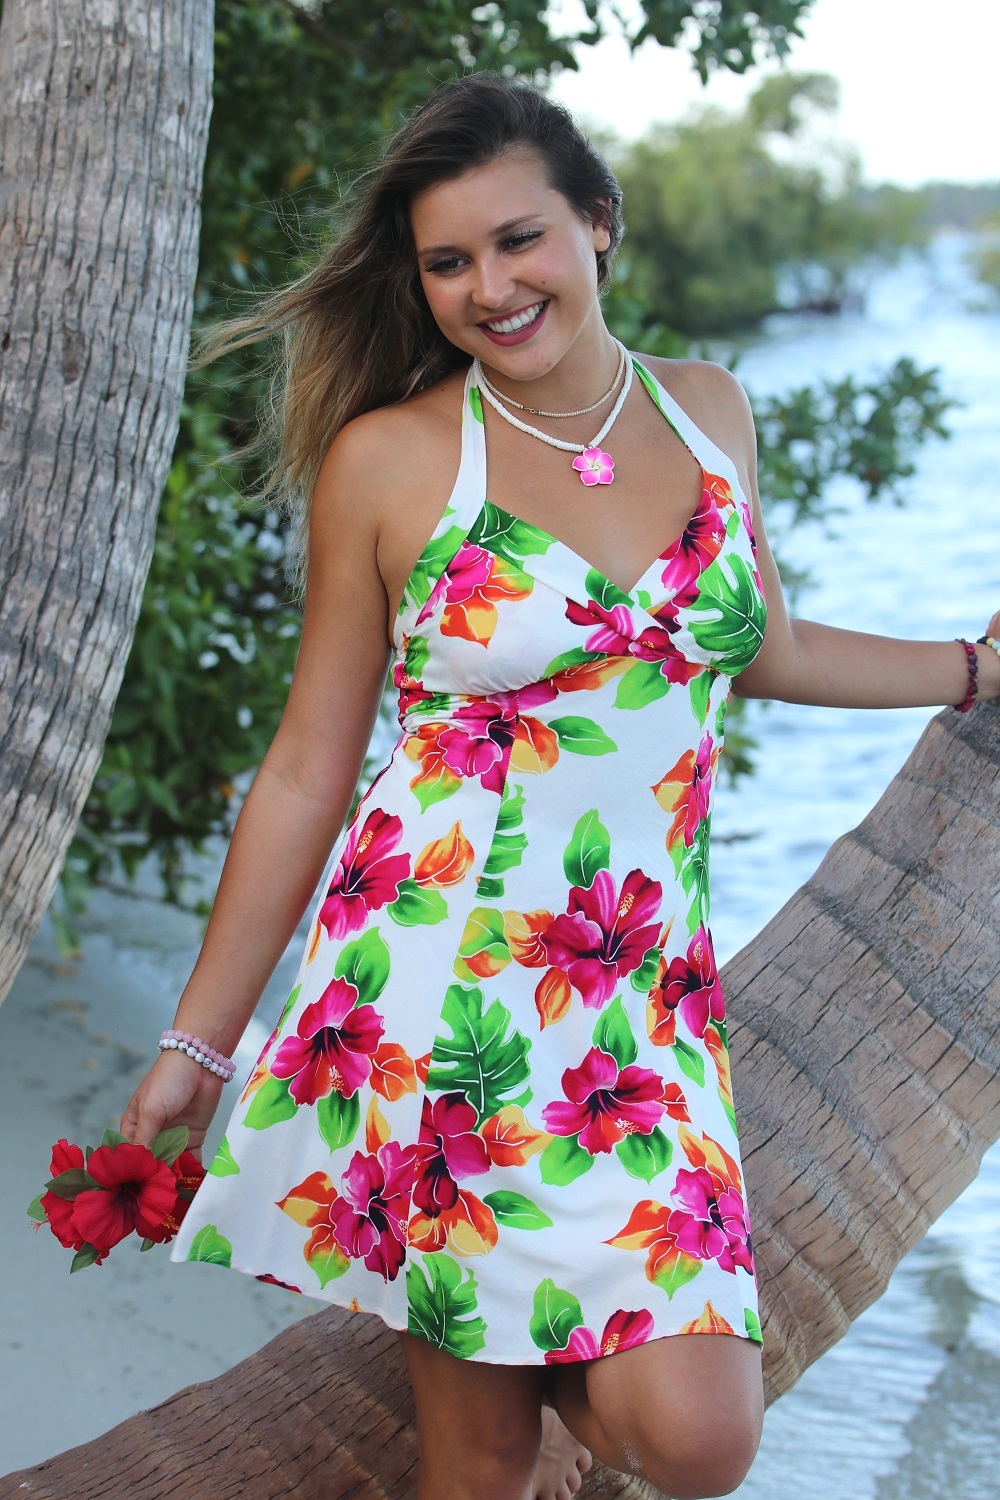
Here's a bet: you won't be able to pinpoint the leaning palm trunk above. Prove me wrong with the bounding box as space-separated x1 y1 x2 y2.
0 0 214 1007
2 701 997 1498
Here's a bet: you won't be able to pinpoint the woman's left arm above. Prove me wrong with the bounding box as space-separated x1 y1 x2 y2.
694 365 1000 709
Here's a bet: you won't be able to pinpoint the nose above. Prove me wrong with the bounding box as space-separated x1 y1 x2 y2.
470 253 516 311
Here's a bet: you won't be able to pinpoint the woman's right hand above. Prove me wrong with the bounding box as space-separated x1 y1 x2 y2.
120 1051 228 1162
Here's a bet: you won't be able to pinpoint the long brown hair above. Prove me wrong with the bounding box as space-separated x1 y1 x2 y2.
197 72 625 575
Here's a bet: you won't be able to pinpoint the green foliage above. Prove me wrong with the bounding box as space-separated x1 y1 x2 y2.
611 73 924 336
968 215 1000 300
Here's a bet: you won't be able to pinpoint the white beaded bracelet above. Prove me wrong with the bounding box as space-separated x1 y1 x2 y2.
158 1029 236 1083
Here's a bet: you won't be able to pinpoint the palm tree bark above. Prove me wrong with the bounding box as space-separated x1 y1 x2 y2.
1 701 997 1497
0 0 214 1006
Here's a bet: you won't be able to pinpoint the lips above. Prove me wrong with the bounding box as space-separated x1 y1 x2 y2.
478 300 548 347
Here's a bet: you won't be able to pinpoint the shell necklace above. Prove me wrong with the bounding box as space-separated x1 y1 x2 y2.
478 341 625 418
472 339 633 486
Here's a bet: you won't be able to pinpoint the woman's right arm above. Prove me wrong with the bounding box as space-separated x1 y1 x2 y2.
121 419 395 1152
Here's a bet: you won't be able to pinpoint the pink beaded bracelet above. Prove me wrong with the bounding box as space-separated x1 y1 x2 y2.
952 638 979 713
158 1029 236 1082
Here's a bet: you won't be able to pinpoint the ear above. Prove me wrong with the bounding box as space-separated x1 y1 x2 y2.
592 197 613 252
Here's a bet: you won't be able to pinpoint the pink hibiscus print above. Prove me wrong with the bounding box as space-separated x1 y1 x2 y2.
319 807 410 940
542 1046 667 1154
328 1142 416 1281
438 697 517 795
653 484 727 613
412 1091 491 1216
565 597 636 655
546 1308 654 1364
271 976 384 1105
650 926 724 1041
541 867 663 1009
667 1166 753 1275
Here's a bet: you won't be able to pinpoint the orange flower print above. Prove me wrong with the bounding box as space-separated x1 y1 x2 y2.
436 543 533 646
409 1188 499 1258
480 1105 551 1167
680 1301 734 1335
535 967 573 1029
414 821 475 887
510 716 560 774
503 909 554 967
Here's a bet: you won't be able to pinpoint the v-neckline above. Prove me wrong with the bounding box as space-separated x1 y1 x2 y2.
477 357 707 614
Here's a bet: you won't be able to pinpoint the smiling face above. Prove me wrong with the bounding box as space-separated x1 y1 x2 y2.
410 149 613 382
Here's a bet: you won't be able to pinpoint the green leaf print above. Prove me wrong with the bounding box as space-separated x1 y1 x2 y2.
469 501 555 563
539 1134 594 1187
592 995 638 1068
543 646 604 676
714 693 729 739
425 983 531 1126
616 1127 673 1183
403 520 469 615
316 1091 361 1152
405 632 430 681
721 1098 739 1135
681 820 712 935
478 782 528 897
688 668 715 727
307 1240 351 1290
333 929 391 1007
562 809 610 890
550 716 618 756
744 1308 763 1343
529 1278 585 1353
482 1191 553 1230
469 386 485 424
630 942 662 994
277 984 301 1031
244 1075 298 1131
389 878 449 927
672 1037 706 1089
407 1254 487 1358
653 1252 703 1301
614 658 669 710
410 759 461 814
207 1135 240 1177
684 552 766 668
188 1224 233 1268
451 907 511 985
585 569 632 611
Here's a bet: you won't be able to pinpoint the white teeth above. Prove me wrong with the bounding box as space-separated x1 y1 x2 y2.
485 301 544 334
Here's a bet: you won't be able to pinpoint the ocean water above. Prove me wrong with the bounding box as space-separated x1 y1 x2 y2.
712 234 1000 1498
1 236 996 1490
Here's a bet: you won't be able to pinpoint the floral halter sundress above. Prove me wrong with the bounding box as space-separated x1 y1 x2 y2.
172 356 769 1365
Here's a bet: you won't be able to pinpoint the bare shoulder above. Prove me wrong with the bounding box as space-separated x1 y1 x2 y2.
312 367 467 541
636 354 757 472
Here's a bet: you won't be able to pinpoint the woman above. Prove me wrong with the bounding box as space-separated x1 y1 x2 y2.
122 73 1000 1500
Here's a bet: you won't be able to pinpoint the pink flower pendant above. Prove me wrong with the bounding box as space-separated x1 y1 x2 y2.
572 446 615 486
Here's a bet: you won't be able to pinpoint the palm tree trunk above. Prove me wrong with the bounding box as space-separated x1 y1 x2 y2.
1 701 997 1497
0 0 214 1006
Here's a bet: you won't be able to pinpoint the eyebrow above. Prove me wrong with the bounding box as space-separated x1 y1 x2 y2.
416 214 543 259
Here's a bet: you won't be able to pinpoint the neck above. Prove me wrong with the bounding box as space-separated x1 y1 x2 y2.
479 321 621 412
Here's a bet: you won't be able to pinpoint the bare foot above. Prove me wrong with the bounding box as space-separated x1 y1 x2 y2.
532 1401 593 1500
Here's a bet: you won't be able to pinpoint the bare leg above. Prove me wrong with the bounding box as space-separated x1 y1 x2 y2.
549 1332 764 1499
398 1332 595 1500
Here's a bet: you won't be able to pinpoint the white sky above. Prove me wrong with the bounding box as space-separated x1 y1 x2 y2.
548 0 1000 186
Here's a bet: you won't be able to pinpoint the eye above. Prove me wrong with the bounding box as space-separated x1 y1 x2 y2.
502 229 542 252
424 254 465 275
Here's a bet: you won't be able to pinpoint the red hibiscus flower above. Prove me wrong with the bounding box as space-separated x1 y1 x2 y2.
138 1149 207 1244
541 868 662 1009
412 1092 490 1216
564 597 636 655
70 1144 179 1258
542 1047 667 1154
628 619 701 686
319 808 410 940
546 1308 654 1364
271 976 384 1106
328 1142 416 1281
648 926 724 1044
